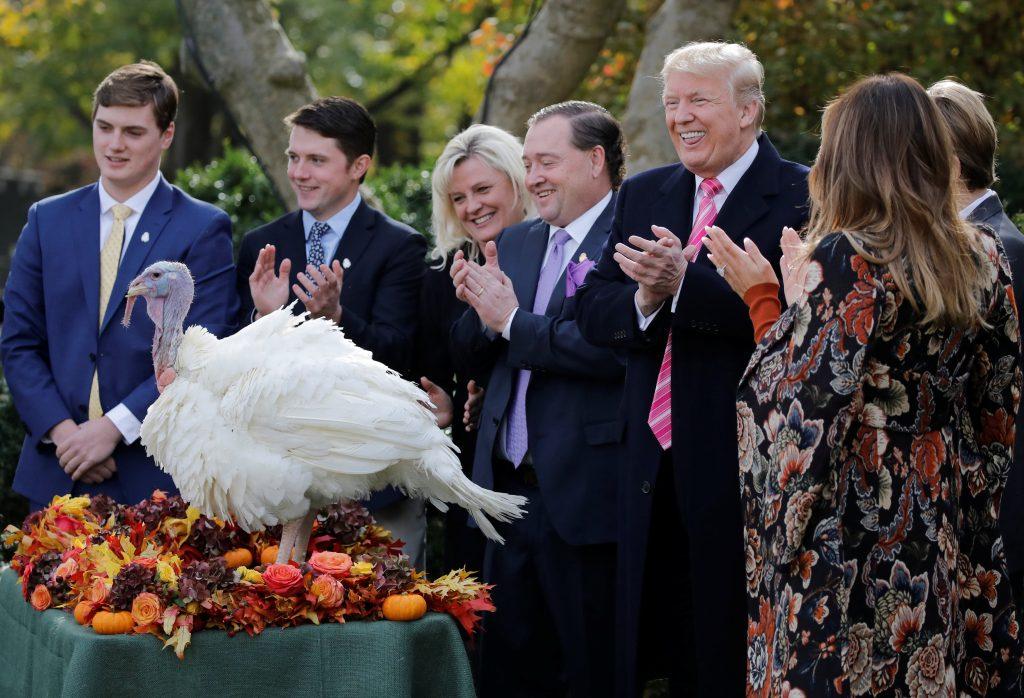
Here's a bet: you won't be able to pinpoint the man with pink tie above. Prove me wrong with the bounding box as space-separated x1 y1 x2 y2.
575 42 809 695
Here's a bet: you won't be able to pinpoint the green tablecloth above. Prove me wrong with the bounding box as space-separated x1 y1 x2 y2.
0 567 476 697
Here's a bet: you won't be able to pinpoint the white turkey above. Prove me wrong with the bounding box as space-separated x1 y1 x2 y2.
123 260 526 564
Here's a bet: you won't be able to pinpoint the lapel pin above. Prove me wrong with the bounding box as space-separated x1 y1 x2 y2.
342 258 352 269
140 232 150 243
578 252 588 262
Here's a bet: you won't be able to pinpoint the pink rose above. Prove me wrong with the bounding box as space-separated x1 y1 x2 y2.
131 592 163 626
263 563 306 595
31 584 51 611
309 551 352 578
309 574 345 608
54 558 79 580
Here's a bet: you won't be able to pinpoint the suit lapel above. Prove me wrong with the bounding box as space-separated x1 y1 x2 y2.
544 194 617 316
278 212 307 301
333 200 376 272
697 134 781 267
74 185 102 327
651 165 695 250
101 179 175 332
511 220 549 314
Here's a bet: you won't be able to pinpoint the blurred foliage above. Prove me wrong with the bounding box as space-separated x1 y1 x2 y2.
0 375 29 554
0 0 179 164
362 163 435 245
174 142 434 250
732 0 1024 212
174 142 286 251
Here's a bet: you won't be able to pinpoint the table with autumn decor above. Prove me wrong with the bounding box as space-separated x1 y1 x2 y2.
0 492 489 697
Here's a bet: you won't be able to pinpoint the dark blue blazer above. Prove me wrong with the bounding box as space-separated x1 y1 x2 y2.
236 200 427 510
575 134 809 693
451 198 625 546
236 200 427 377
1 178 239 505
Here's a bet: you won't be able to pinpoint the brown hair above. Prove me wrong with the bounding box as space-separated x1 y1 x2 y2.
528 101 627 189
927 79 998 191
804 73 987 328
286 97 376 183
92 61 178 132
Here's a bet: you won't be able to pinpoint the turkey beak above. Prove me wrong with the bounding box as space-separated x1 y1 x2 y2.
123 277 147 327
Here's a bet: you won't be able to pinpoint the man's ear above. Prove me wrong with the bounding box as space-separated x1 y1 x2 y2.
590 145 607 179
350 153 372 180
738 100 759 130
160 122 176 151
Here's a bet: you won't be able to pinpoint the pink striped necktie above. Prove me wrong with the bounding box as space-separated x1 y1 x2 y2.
647 177 723 449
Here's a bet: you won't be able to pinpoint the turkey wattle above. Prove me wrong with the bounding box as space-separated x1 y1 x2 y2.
123 260 526 564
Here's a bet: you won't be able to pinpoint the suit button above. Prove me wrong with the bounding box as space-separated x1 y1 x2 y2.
88 353 96 362
640 481 651 494
78 404 87 413
492 417 500 426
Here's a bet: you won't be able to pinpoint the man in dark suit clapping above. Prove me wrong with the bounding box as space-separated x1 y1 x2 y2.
575 42 809 695
450 101 626 697
235 97 427 565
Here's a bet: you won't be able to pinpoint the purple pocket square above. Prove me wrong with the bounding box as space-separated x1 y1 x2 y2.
565 259 596 297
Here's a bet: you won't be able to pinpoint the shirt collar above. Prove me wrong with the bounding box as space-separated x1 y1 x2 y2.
98 171 162 216
302 193 362 240
694 138 759 198
548 189 613 244
959 189 996 220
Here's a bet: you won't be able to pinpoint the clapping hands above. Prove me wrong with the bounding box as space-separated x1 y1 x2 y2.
450 242 519 334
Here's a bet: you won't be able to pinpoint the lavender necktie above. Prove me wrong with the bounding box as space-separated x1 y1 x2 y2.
505 228 572 467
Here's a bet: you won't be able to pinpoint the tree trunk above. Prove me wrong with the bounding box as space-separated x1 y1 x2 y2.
177 0 317 208
621 0 738 175
478 0 627 136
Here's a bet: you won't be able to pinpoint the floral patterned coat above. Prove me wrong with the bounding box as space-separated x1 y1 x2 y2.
737 230 1024 696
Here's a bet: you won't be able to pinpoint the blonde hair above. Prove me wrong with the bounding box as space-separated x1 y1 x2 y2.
661 41 765 129
927 79 998 191
430 124 531 262
804 73 987 328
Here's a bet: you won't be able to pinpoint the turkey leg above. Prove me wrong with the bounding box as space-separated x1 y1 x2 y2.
276 519 301 564
291 510 318 562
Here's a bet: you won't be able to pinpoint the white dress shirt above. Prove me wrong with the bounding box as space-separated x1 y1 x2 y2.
96 172 163 444
636 138 760 330
959 189 996 220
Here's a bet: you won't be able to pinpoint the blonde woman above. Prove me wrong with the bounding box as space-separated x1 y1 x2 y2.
710 73 1024 694
415 124 530 572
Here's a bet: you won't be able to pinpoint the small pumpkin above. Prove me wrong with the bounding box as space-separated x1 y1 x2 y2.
73 600 96 626
223 548 254 569
260 546 279 566
382 593 427 622
91 610 134 635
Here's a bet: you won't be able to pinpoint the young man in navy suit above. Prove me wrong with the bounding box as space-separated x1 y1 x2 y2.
576 43 810 695
2 61 239 510
450 101 626 697
235 97 428 565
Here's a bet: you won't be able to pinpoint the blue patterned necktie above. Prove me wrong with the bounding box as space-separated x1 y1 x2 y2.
505 229 572 467
308 220 330 269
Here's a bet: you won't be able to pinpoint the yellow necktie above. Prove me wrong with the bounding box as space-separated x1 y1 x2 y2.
88 203 132 420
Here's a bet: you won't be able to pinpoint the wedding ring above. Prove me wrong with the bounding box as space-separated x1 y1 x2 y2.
717 265 727 277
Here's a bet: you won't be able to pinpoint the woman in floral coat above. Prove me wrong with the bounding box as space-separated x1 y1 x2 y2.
729 74 1024 695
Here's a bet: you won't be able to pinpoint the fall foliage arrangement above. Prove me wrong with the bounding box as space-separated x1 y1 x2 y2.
2 492 494 657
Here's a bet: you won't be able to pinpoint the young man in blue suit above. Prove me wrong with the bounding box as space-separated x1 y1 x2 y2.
450 101 626 697
576 43 810 695
235 97 428 565
1 61 239 511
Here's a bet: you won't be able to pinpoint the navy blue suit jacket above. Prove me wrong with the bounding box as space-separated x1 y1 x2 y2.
451 198 625 547
1 178 239 505
236 200 427 510
575 134 809 693
236 201 427 377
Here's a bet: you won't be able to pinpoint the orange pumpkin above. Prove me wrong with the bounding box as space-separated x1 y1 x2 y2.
260 546 280 565
91 610 134 634
73 601 96 626
382 593 427 621
223 548 254 569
